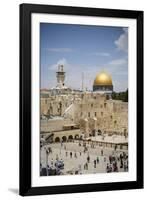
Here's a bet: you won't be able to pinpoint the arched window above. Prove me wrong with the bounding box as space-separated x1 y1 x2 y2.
75 135 79 139
62 136 67 142
98 129 102 135
55 137 60 142
68 135 73 140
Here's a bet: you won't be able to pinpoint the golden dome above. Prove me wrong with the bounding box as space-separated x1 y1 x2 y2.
93 71 112 86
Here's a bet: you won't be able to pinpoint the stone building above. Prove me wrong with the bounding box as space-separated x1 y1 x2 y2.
40 65 128 143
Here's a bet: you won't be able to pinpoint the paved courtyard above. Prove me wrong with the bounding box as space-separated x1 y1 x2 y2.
40 140 128 175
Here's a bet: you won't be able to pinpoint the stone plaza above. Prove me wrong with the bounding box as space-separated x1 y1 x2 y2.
40 138 128 175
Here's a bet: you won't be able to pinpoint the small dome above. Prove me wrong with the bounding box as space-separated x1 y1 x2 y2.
93 71 113 86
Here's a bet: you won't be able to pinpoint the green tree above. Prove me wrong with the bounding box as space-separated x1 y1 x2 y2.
112 89 128 102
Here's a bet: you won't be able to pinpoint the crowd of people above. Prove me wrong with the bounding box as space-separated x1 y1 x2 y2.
40 140 128 176
106 152 128 173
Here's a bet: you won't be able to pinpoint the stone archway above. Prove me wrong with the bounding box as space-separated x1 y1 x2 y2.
92 129 96 136
62 136 67 142
98 129 102 135
68 135 73 140
55 137 60 143
74 134 79 139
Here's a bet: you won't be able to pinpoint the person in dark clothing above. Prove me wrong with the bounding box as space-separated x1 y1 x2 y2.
94 160 96 168
70 152 72 158
101 149 103 156
97 156 99 164
87 155 90 163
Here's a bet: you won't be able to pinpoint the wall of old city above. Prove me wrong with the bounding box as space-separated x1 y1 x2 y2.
40 91 128 137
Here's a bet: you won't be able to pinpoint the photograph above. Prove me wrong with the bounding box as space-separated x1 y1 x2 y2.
40 23 129 176
19 4 143 196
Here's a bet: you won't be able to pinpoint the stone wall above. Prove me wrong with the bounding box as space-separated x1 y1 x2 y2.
40 91 128 137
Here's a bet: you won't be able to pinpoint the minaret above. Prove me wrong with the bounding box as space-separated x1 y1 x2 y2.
56 64 65 88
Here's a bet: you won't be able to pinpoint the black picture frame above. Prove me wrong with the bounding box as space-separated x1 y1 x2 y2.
19 3 144 196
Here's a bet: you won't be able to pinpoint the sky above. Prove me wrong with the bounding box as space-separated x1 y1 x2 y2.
40 23 128 92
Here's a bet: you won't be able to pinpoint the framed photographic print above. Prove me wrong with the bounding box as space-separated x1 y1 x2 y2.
19 3 144 196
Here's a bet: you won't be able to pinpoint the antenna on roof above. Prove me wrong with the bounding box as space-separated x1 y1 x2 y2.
82 72 84 91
